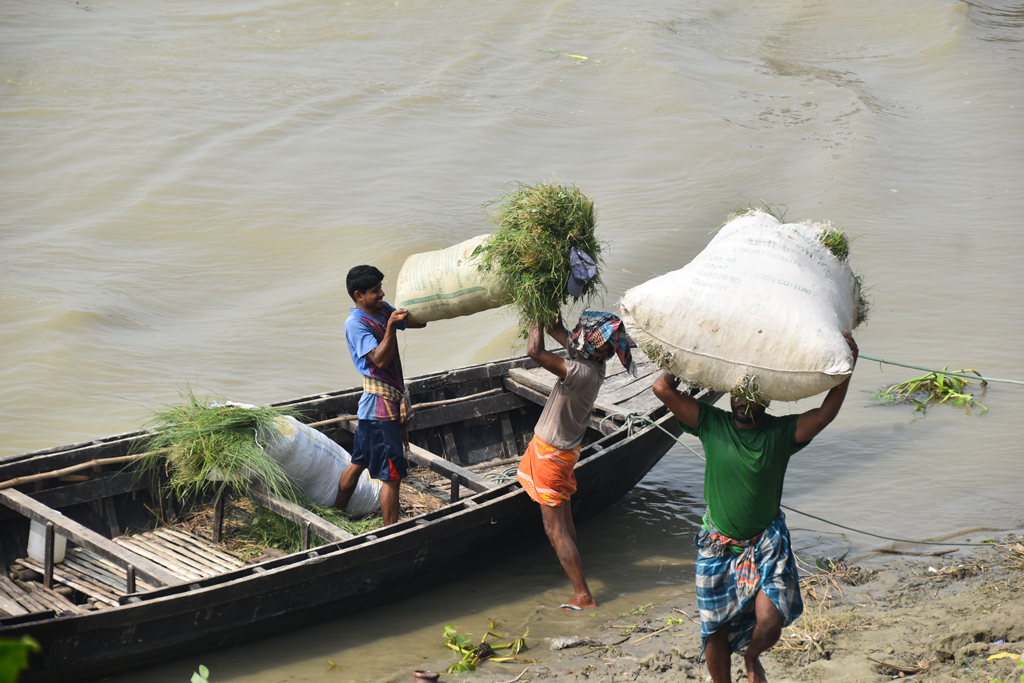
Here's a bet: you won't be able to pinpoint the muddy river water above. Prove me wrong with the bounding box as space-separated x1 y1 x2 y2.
2 0 1023 680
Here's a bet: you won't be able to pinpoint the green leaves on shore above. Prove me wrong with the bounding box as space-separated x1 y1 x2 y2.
442 622 532 674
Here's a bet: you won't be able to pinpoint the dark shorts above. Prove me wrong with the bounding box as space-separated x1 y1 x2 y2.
351 419 407 481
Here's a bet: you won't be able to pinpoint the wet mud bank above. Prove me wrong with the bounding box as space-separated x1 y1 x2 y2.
461 537 1024 683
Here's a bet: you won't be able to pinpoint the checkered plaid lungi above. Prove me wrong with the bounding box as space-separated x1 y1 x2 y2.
694 510 803 659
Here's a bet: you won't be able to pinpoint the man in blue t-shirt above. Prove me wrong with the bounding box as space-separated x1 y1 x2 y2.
337 265 426 525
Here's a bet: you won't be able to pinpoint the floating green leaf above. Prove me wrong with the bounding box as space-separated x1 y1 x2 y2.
870 368 988 415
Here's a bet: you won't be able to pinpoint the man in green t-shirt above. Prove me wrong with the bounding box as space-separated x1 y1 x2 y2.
652 332 858 683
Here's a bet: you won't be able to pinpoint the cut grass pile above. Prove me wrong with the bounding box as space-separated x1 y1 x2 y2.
476 181 602 338
136 387 299 502
175 495 382 561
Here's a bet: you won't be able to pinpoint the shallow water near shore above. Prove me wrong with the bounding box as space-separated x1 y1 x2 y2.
3 0 1024 680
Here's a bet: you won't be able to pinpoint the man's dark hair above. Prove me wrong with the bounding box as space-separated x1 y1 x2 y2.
346 265 384 301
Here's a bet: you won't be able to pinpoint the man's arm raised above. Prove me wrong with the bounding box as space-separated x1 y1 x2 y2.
795 332 858 444
652 372 700 430
527 322 568 380
366 308 408 368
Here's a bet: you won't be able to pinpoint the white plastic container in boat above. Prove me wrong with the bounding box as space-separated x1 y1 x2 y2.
27 516 67 564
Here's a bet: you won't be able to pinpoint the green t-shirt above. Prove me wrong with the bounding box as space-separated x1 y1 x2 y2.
680 403 808 540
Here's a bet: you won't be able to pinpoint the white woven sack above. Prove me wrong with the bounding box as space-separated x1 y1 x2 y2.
395 234 508 323
619 211 861 402
265 416 381 517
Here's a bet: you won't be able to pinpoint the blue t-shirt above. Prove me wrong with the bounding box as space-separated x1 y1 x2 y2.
344 302 407 420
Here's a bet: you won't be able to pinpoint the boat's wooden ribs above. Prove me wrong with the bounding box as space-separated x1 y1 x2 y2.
248 487 355 543
407 391 526 432
405 444 497 496
0 489 178 587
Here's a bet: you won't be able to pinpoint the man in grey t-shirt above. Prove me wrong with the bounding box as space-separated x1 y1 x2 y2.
516 312 636 611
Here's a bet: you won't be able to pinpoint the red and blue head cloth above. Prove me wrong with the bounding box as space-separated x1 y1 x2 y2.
569 311 637 377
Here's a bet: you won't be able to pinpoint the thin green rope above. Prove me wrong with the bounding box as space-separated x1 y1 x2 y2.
606 412 998 547
779 505 995 547
859 354 1024 386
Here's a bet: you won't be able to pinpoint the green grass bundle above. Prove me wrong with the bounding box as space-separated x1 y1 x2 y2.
233 499 381 555
136 388 298 502
476 181 603 337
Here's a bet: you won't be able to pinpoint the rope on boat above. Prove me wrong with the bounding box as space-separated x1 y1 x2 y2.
858 354 1024 385
600 412 996 547
484 465 520 485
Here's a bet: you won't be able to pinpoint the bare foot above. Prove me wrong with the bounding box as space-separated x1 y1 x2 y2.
744 654 767 683
559 595 597 611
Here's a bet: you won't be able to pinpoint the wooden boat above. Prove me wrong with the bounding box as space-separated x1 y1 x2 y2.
0 353 718 682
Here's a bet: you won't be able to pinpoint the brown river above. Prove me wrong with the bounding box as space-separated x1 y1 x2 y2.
2 0 1023 680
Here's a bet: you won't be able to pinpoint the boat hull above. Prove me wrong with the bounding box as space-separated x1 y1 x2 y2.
2 389 685 682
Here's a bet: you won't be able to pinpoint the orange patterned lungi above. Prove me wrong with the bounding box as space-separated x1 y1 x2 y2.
516 435 580 507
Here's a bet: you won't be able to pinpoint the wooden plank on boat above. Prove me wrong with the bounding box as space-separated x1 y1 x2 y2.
405 444 496 493
0 578 29 616
23 583 85 616
408 392 526 432
0 489 178 587
66 550 156 592
60 555 131 593
411 387 503 411
596 373 660 407
499 413 518 459
141 533 233 575
247 487 354 543
145 531 240 573
506 367 553 397
155 528 245 569
118 537 213 580
18 558 122 607
0 576 48 614
441 425 462 465
113 539 204 582
102 497 120 538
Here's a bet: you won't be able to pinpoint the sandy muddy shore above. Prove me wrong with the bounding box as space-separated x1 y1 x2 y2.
451 536 1024 683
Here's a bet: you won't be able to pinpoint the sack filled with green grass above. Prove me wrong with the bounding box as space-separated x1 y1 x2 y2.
396 182 603 331
137 390 380 515
620 208 869 403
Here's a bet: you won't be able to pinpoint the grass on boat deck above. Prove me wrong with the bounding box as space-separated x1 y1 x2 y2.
163 468 451 561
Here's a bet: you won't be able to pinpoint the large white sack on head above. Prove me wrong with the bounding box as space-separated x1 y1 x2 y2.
395 234 508 323
619 211 862 402
264 416 381 517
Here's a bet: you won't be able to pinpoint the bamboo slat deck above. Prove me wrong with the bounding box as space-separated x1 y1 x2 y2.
0 573 85 617
9 527 245 612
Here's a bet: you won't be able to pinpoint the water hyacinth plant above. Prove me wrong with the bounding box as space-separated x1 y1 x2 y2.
475 181 603 338
870 368 988 415
136 387 299 502
442 622 532 674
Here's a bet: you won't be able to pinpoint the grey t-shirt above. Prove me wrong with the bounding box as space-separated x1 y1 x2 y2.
533 358 606 450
